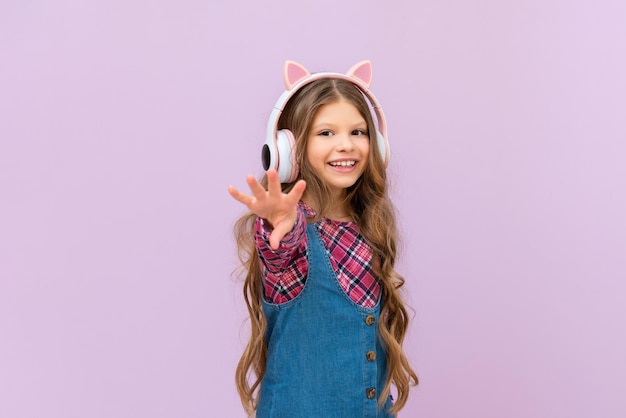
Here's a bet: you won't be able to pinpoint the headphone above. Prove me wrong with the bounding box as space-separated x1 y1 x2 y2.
261 60 390 183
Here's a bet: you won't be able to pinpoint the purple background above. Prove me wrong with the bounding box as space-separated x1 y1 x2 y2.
1 1 625 417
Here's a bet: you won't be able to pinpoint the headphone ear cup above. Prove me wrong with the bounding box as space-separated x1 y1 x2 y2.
275 129 299 183
376 130 390 167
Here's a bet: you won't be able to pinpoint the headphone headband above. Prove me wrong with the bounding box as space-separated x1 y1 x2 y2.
262 60 390 183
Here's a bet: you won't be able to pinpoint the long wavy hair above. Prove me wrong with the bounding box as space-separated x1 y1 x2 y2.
234 78 418 415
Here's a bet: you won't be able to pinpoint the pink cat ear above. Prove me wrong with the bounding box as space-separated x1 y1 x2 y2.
283 61 311 90
346 60 373 87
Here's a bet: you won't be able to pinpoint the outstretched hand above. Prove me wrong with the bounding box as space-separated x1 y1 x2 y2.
228 169 307 250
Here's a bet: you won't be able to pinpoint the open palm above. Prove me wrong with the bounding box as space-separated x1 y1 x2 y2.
228 169 307 249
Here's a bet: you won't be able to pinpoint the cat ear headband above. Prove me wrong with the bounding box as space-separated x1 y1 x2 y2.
261 60 389 183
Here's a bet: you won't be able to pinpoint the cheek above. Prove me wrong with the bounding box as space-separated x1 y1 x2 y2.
360 139 371 158
305 141 322 171
306 139 327 163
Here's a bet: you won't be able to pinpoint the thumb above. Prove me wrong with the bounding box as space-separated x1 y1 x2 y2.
269 228 284 250
268 220 295 250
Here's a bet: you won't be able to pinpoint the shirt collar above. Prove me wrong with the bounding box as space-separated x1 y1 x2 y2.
299 200 317 218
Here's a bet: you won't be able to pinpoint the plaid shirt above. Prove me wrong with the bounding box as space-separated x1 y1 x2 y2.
255 201 380 308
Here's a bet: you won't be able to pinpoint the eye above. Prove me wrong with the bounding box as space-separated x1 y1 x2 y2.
352 129 368 136
319 130 333 137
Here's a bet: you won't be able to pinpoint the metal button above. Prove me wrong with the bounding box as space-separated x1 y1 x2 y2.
365 315 375 326
366 387 377 399
366 351 376 362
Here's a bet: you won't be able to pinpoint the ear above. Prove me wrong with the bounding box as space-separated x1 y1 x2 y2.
346 60 373 87
283 60 311 90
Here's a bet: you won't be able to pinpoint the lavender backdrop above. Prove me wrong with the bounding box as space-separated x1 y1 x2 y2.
1 1 625 417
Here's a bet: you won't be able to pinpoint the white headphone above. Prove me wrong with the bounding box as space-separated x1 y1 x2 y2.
261 60 390 183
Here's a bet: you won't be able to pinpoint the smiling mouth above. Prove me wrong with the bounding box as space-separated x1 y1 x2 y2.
328 160 356 167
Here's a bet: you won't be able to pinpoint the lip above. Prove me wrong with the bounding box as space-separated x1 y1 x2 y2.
327 158 358 165
327 158 359 172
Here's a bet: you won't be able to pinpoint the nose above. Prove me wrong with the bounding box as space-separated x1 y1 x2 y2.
335 133 354 151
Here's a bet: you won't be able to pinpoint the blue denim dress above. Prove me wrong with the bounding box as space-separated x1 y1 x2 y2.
257 223 394 417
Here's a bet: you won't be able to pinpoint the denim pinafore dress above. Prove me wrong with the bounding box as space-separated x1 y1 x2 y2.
257 223 394 418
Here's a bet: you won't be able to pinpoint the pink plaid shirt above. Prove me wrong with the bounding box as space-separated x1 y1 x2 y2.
255 201 380 308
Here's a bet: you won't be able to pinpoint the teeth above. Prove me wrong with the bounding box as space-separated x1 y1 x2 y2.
329 161 356 167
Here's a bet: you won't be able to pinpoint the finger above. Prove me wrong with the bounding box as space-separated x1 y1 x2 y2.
227 185 253 206
266 169 283 199
268 212 299 249
286 180 307 204
246 174 267 200
269 233 281 250
269 226 288 250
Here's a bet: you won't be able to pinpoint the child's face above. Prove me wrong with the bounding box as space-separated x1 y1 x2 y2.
306 99 370 197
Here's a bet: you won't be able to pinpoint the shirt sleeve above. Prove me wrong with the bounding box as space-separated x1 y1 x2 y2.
254 205 307 273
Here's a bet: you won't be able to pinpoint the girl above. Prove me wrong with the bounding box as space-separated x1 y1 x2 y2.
228 60 418 417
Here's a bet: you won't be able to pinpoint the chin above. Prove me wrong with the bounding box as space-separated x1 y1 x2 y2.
328 180 359 191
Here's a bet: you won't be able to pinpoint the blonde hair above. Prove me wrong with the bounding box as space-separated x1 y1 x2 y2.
234 78 418 415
